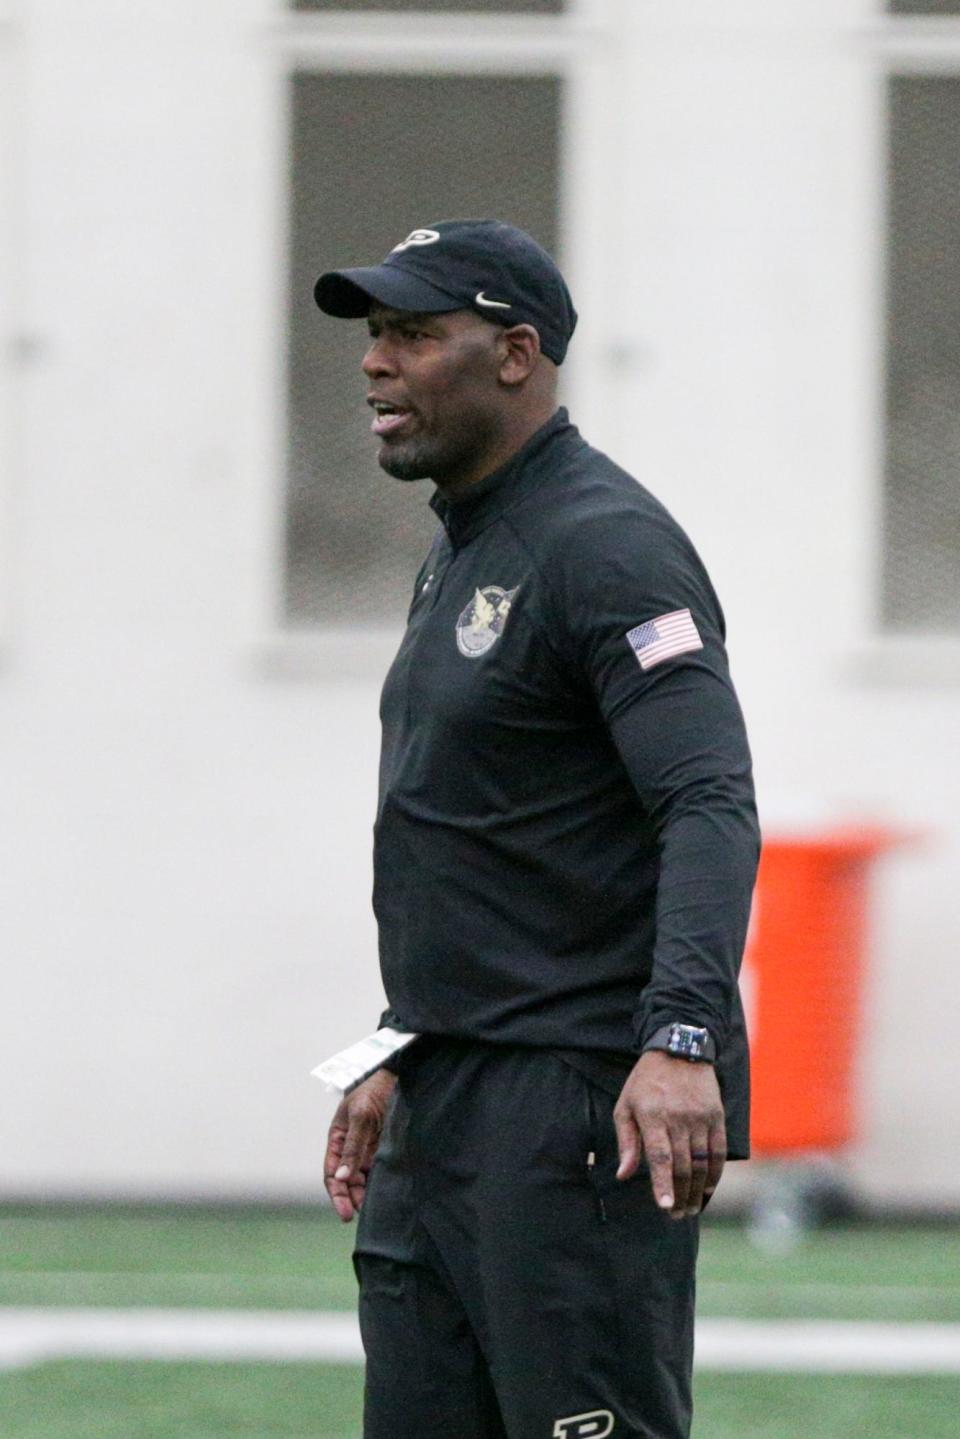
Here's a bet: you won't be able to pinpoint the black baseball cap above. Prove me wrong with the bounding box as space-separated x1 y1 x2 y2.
314 219 577 366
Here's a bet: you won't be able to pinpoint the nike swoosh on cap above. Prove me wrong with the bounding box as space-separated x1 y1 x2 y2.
475 292 512 310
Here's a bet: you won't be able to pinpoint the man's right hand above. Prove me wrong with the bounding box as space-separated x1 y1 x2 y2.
323 1068 397 1223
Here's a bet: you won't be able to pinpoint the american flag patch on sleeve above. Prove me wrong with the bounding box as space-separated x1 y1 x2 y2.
625 608 703 670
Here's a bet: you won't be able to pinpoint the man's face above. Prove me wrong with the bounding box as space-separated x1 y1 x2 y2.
361 305 505 483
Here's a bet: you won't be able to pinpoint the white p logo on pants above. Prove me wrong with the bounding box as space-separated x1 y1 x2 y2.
553 1411 615 1439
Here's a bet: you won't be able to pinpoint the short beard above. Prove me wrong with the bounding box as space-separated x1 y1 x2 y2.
377 434 468 485
377 413 499 486
377 444 434 483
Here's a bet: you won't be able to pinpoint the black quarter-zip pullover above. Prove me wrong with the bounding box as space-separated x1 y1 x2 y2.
373 408 759 1156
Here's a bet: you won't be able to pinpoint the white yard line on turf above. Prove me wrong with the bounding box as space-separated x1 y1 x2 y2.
0 1309 959 1375
0 1272 336 1301
705 1280 956 1302
697 1318 960 1373
1 1273 952 1305
0 1309 362 1371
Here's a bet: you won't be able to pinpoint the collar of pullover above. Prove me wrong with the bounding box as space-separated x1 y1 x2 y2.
429 407 576 549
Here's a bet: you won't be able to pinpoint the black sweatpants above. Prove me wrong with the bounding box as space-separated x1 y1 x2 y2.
354 1039 699 1439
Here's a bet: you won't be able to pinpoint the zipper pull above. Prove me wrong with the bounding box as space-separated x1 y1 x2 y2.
586 1150 607 1221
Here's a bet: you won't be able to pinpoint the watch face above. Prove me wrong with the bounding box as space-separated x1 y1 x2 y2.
668 1024 709 1060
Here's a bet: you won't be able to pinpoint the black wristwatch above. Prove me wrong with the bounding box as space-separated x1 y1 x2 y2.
643 1022 716 1064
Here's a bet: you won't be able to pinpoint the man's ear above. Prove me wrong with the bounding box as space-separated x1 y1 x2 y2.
497 324 542 386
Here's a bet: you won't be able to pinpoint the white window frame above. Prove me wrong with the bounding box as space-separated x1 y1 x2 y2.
848 11 960 685
246 0 624 681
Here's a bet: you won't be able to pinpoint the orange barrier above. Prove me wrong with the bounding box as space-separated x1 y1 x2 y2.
745 827 904 1155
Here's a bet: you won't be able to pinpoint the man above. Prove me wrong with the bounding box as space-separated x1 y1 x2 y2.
316 219 759 1439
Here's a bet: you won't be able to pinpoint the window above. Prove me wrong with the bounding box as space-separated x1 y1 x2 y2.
285 72 561 626
882 74 960 633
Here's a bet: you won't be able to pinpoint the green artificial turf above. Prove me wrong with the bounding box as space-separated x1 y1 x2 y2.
2 1207 958 1320
0 1209 358 1310
1 1209 959 1439
696 1221 960 1321
692 1374 960 1439
0 1361 363 1439
0 1364 957 1439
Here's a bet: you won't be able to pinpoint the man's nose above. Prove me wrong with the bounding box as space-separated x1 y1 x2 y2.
362 339 396 378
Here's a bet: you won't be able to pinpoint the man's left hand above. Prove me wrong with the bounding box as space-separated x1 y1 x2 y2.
613 1051 726 1218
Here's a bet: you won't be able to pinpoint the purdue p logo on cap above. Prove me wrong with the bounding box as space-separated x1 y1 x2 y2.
391 228 441 252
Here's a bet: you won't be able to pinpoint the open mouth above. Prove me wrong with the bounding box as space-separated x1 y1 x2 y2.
370 402 413 438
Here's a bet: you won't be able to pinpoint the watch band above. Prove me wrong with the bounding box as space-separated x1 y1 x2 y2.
643 1022 716 1064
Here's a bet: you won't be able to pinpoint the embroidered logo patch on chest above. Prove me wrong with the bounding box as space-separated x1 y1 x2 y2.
455 585 519 658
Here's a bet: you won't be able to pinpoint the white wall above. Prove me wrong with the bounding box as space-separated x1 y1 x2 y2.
1 0 956 1205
